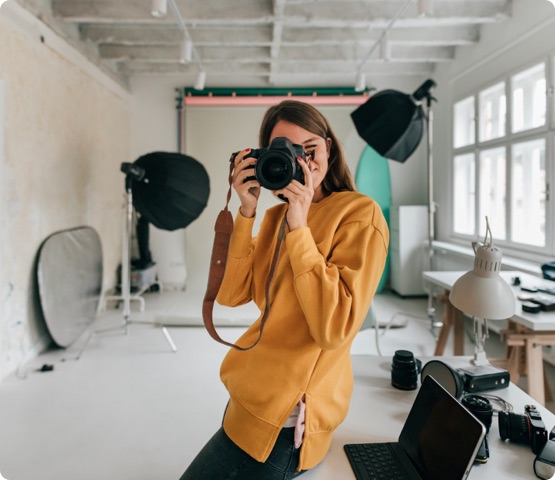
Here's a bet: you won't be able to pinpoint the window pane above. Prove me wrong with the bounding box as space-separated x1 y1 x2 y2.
453 153 475 235
511 139 546 247
479 82 506 142
512 63 546 133
479 147 506 240
453 97 475 148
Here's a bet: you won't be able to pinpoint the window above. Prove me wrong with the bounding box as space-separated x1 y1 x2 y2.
479 82 506 142
452 61 551 255
511 139 546 247
453 153 475 235
512 63 546 133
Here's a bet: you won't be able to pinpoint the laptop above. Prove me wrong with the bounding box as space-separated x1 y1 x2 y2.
344 375 486 480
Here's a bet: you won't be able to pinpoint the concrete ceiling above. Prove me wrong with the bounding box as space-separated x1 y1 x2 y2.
16 0 512 90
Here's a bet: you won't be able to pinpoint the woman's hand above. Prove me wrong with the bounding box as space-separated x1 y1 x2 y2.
274 156 314 230
232 148 260 218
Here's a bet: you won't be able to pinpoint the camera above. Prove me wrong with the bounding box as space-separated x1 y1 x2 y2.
233 137 305 190
499 404 548 454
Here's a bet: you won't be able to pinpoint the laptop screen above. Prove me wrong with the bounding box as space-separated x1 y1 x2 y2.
399 375 485 480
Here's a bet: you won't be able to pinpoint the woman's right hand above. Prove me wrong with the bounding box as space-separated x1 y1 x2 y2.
232 148 260 218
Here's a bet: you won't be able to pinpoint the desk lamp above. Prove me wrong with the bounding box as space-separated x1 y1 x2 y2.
449 218 515 381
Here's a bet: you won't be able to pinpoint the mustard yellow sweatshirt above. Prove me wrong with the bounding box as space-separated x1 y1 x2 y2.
216 190 389 471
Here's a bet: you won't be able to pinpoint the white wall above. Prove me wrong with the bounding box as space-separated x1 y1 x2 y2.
0 3 132 381
129 76 429 291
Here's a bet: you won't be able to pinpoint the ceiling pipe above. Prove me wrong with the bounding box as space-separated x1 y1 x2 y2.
354 0 413 89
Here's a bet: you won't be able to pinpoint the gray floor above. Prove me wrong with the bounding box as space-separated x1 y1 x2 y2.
0 289 551 480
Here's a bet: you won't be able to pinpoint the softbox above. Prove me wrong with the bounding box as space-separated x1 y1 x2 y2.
351 89 425 163
131 151 210 231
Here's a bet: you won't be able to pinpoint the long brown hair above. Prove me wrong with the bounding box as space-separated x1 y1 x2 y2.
259 100 356 196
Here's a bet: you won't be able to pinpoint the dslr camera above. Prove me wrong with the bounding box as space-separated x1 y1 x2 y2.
499 404 548 454
233 137 305 190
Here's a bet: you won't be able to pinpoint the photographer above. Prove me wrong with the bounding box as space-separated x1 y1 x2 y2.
180 100 389 479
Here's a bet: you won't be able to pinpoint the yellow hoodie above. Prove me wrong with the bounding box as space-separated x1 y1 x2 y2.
216 190 389 471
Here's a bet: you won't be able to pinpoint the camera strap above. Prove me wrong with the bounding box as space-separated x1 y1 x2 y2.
202 157 287 351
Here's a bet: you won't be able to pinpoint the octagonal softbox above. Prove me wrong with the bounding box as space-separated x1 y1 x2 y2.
131 151 210 231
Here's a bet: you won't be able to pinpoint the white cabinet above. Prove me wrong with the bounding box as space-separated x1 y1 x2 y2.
389 205 428 297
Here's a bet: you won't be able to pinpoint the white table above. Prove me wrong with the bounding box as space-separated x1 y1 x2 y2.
303 355 555 479
423 270 555 405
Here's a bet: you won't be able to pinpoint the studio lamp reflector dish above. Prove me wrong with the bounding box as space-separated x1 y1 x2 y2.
131 151 210 231
351 89 425 163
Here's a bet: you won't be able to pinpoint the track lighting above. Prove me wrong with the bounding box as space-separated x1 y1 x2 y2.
380 35 391 62
194 70 206 90
180 37 193 63
355 71 366 92
151 0 167 17
418 0 434 16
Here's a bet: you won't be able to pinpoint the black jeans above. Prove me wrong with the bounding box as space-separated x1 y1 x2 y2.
180 427 307 480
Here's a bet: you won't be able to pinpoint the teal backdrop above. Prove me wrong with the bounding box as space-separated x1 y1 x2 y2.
355 145 391 293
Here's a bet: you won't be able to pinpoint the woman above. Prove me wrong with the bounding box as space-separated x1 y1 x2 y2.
180 100 388 479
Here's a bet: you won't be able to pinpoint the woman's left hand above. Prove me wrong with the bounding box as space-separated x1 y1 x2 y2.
274 156 314 230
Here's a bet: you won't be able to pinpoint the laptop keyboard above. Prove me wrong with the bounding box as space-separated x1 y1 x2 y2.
344 443 412 480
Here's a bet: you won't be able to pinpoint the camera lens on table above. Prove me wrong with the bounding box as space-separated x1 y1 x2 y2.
391 350 421 391
462 394 493 462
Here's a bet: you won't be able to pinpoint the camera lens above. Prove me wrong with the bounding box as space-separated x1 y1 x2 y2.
256 155 292 190
391 350 420 391
462 395 493 432
498 411 530 444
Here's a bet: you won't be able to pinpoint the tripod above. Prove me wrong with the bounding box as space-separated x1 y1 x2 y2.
72 166 177 360
110 166 177 351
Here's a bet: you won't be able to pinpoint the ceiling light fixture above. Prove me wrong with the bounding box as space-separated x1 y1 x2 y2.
418 0 434 16
180 37 193 64
355 71 366 92
380 34 391 62
194 70 206 91
355 0 411 90
165 0 207 90
151 0 167 18
546 0 555 6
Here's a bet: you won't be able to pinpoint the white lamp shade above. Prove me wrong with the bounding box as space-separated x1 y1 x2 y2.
449 271 515 319
449 243 516 319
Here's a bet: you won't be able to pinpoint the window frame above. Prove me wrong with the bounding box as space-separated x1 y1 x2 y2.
450 56 554 259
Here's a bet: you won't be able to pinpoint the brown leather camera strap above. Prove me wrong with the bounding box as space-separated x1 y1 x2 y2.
202 157 287 351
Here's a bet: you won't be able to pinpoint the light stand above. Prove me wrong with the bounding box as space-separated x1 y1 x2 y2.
98 164 177 352
411 79 442 334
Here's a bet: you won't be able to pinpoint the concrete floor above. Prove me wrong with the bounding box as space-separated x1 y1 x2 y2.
0 289 552 480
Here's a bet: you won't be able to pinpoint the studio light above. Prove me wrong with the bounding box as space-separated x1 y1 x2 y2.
151 0 167 17
418 0 434 16
380 35 391 62
180 37 193 64
194 70 206 90
450 218 515 367
355 71 366 92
